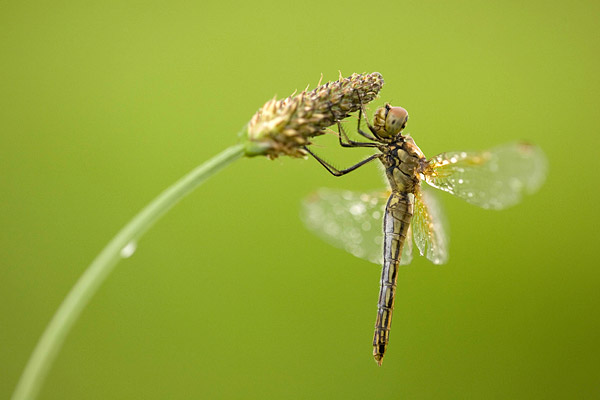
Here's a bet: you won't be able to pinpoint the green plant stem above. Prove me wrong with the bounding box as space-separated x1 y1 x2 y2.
12 143 245 400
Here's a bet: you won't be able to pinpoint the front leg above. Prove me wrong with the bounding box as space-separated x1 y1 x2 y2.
355 94 379 141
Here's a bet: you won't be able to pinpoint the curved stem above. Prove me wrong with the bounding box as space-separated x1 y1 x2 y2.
12 143 245 400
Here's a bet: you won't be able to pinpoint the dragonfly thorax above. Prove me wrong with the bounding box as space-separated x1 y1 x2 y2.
381 139 425 193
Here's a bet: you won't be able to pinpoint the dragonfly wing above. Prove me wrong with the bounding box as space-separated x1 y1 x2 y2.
412 187 449 265
301 188 413 265
423 142 547 210
400 224 413 265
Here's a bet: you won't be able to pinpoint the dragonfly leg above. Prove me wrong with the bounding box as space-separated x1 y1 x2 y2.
336 120 378 148
355 93 379 141
324 94 377 145
304 146 381 176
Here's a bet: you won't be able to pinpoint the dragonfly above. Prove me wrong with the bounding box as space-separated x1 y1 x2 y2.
302 103 547 365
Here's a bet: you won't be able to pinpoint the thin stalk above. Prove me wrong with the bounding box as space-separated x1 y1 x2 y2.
12 143 245 400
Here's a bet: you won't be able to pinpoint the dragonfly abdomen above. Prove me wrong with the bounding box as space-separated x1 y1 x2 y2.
373 192 413 365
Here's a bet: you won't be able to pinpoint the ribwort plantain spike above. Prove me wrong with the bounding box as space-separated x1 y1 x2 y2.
244 72 384 159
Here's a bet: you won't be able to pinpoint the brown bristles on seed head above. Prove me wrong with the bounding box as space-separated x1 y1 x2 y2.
243 72 384 159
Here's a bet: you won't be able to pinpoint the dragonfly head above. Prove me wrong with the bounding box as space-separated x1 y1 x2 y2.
373 104 409 139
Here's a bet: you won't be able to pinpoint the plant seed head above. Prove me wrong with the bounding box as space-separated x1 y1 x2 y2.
243 72 384 159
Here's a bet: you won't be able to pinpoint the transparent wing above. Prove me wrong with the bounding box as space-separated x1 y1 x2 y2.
423 141 547 210
403 224 413 265
412 187 449 265
301 188 413 265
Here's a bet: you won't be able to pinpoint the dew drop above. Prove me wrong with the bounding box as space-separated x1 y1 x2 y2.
349 203 366 216
120 241 137 258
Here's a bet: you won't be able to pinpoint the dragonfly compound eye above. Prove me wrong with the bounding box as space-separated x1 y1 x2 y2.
384 106 409 136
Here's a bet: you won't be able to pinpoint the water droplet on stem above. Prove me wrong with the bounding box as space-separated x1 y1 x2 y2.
120 242 137 258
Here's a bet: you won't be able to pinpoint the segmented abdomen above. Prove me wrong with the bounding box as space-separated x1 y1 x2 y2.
373 192 413 365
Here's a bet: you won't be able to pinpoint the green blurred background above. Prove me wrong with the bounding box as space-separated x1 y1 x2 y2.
1 0 599 399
